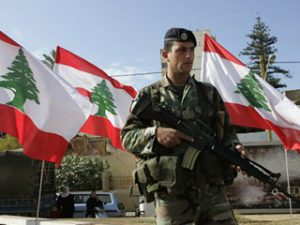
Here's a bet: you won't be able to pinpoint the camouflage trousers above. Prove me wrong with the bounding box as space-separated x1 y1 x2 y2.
154 185 237 225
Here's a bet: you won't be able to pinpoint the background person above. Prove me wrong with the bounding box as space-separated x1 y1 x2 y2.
85 190 104 218
56 186 75 218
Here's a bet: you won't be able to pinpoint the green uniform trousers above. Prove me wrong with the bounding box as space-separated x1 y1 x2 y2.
154 185 238 225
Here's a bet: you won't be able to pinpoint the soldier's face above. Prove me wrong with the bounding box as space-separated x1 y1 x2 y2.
164 41 195 76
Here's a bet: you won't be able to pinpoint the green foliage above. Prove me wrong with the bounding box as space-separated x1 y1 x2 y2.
0 135 22 151
240 16 291 89
42 49 56 69
55 154 109 191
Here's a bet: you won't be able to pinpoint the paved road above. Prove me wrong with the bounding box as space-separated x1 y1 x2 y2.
72 214 300 225
2 214 300 225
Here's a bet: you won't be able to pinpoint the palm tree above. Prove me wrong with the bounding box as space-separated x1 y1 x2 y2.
42 49 56 69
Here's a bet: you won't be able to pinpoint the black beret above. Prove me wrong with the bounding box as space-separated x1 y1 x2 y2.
164 28 197 46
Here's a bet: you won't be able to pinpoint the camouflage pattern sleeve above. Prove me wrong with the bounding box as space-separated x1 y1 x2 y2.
212 86 241 184
215 86 241 147
121 90 157 157
199 81 240 148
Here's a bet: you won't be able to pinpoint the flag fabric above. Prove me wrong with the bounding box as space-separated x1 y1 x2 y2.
0 31 93 164
201 33 300 152
54 47 137 150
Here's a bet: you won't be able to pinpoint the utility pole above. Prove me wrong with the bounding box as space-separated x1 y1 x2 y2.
260 54 276 141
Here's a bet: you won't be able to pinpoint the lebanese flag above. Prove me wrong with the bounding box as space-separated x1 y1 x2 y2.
54 47 137 150
0 32 92 164
201 33 300 152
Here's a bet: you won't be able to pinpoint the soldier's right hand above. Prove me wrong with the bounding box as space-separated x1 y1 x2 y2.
156 127 193 148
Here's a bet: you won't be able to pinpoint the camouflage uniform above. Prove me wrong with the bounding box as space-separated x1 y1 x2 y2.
121 75 240 225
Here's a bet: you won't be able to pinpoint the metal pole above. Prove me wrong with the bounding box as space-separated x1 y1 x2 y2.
284 149 293 215
35 160 45 225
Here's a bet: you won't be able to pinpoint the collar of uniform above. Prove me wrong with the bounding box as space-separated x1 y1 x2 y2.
161 73 194 88
160 74 170 88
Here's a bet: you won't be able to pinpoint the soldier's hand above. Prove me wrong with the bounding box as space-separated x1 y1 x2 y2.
232 144 248 173
156 127 193 148
235 144 247 158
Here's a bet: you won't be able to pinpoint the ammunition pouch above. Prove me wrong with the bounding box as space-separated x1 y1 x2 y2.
133 156 177 203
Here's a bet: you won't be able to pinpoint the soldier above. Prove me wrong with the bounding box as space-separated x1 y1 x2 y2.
121 27 246 225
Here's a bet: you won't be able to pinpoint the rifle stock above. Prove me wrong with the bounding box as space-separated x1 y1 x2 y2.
132 94 299 203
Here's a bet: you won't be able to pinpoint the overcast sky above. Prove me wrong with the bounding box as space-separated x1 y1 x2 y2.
1 0 299 91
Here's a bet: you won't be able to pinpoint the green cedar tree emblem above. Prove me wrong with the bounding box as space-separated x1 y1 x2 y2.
0 49 40 112
91 80 117 117
234 71 271 111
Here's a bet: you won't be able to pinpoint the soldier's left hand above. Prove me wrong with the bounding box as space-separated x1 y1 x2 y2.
232 144 248 173
235 144 247 158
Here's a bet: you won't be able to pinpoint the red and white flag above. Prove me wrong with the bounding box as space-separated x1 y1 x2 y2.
0 32 92 164
54 47 137 150
201 33 300 152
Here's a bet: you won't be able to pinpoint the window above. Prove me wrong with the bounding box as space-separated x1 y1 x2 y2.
73 193 112 204
98 194 112 203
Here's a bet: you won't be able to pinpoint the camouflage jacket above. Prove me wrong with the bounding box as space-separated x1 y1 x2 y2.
121 75 240 186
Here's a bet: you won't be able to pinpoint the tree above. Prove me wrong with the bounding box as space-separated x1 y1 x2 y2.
42 49 56 69
55 154 109 191
0 135 22 151
240 16 291 89
91 80 117 117
0 48 40 112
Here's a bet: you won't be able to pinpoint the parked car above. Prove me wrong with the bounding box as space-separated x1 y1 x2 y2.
72 191 125 218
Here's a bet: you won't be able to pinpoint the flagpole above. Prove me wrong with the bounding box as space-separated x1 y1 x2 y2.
35 160 45 225
284 149 293 215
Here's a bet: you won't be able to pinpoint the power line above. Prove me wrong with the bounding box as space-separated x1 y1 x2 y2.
247 61 300 65
110 68 201 77
274 61 300 64
111 71 162 77
110 61 300 78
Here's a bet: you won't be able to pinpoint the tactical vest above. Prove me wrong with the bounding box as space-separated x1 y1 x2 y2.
133 77 236 202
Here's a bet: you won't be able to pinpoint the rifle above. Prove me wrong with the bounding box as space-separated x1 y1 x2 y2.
131 93 299 203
